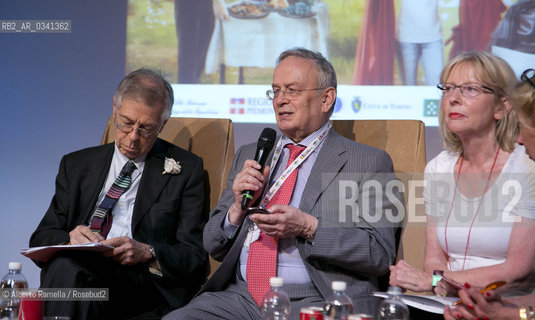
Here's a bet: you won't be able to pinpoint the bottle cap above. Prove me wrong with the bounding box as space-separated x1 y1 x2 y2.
8 262 22 270
270 277 284 287
387 286 402 295
332 281 347 291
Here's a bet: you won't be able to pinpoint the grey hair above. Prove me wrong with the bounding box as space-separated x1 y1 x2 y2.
277 47 337 91
276 48 337 114
114 68 174 121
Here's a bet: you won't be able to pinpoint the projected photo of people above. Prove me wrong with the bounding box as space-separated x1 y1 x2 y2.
123 0 533 125
126 0 533 86
395 0 443 86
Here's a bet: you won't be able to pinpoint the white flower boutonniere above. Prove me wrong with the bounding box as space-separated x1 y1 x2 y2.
162 157 181 175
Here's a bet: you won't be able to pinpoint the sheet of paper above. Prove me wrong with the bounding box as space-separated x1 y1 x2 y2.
373 292 458 314
20 243 114 262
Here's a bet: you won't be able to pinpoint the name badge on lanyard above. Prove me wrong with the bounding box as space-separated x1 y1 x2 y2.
243 123 332 249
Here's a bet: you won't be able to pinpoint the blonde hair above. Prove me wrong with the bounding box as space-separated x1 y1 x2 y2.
438 51 518 153
511 79 535 129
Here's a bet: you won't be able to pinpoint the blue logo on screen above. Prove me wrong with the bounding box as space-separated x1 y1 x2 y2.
333 97 342 113
352 97 362 113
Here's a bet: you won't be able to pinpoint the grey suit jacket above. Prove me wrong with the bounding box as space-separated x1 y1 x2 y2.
202 128 402 310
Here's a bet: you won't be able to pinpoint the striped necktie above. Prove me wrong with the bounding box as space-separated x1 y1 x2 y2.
246 144 305 305
89 160 136 238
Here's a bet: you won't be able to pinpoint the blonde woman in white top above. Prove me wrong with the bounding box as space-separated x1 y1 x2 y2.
443 69 535 320
389 52 535 297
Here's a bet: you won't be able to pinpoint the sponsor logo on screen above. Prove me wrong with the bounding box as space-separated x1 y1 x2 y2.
230 98 245 114
333 97 342 113
423 99 440 117
229 97 273 115
351 97 362 113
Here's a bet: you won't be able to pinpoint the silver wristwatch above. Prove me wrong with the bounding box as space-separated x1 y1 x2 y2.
149 245 156 260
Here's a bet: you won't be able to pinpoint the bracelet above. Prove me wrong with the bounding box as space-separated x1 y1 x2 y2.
432 270 443 291
529 306 534 320
520 307 528 320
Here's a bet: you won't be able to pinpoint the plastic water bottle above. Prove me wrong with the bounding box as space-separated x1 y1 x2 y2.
261 277 291 320
0 262 28 320
377 286 409 320
324 281 354 320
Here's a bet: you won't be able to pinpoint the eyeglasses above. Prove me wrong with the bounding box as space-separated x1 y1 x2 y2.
115 119 159 138
437 82 495 98
521 69 535 89
266 87 325 101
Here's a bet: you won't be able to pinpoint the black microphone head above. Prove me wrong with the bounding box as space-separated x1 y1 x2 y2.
257 128 277 150
241 128 277 210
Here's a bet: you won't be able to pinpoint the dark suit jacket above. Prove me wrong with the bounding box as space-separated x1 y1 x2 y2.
30 138 209 309
201 129 402 314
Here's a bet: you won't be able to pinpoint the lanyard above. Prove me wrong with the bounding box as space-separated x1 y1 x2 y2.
259 122 332 207
444 147 500 271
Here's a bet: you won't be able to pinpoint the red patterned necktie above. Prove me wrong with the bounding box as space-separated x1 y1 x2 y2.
89 161 136 238
246 144 305 305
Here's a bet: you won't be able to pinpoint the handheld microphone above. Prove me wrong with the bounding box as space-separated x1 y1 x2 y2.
241 128 277 210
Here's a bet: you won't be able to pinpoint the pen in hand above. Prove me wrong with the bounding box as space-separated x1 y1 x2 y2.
452 281 506 306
